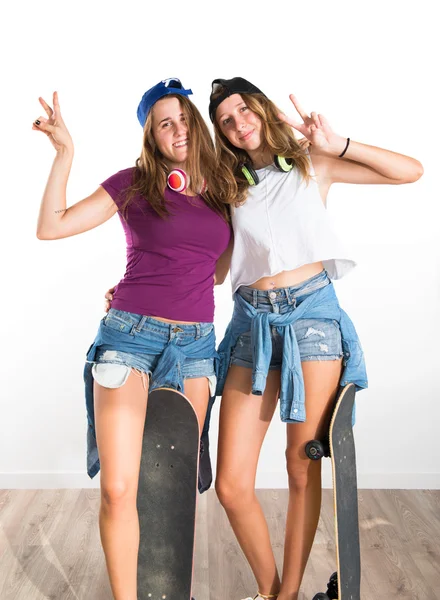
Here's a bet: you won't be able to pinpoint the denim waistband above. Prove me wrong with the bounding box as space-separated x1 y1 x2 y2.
105 308 214 340
237 270 330 307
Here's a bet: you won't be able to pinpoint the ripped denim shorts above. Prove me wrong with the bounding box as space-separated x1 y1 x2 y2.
231 270 343 369
84 308 217 482
88 309 217 396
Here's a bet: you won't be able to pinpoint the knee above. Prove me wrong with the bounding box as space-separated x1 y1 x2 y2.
285 446 320 491
215 476 254 512
101 479 136 515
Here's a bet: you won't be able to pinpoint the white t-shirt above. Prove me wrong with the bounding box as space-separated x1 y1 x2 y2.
230 159 356 293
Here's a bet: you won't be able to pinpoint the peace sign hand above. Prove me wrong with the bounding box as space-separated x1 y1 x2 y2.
278 94 346 155
32 92 73 154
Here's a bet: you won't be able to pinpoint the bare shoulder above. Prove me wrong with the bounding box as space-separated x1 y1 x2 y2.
307 145 330 182
305 146 332 204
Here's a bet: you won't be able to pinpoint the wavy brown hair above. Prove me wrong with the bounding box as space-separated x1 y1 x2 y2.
119 95 229 222
211 88 313 206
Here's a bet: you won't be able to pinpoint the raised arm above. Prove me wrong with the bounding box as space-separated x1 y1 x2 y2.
278 94 424 187
34 92 117 240
309 138 424 187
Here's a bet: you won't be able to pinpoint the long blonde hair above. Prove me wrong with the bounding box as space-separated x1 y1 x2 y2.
120 95 229 221
211 89 312 206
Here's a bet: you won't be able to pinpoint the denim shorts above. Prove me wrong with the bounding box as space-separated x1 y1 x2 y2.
89 308 217 395
231 270 343 369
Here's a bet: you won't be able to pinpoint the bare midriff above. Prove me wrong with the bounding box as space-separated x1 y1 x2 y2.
149 263 325 321
249 261 325 290
149 316 201 325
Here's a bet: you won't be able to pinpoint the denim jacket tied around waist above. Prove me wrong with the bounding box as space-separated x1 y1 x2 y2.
216 282 368 423
84 315 218 493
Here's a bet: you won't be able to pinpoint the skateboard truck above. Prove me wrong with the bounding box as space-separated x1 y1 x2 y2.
312 571 338 600
305 436 330 460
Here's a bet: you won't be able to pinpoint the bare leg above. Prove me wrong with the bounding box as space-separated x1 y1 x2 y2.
216 365 281 597
277 359 342 600
96 371 210 600
184 377 210 600
95 370 149 600
183 376 210 436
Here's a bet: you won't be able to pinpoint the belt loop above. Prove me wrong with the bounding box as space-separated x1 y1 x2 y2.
135 315 147 332
285 287 293 305
131 315 147 335
252 289 258 308
195 323 201 340
287 288 297 309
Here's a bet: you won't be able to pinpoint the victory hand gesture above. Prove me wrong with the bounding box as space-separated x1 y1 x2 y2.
33 92 73 154
278 94 346 155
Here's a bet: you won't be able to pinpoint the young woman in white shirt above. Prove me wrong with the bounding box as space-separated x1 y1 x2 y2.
207 77 422 600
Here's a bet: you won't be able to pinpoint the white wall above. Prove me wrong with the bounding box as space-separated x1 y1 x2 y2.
1 0 438 490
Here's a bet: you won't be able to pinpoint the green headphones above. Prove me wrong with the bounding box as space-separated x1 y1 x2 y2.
241 156 293 186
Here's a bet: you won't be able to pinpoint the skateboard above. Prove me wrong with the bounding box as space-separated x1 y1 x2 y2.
305 383 360 600
137 387 200 600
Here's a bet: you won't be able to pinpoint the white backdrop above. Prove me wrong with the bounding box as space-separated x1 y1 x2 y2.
1 0 438 490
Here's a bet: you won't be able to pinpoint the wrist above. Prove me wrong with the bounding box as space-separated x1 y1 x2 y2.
55 146 74 162
337 137 350 158
328 135 349 157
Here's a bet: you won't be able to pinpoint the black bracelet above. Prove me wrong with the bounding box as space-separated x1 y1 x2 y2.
338 137 350 158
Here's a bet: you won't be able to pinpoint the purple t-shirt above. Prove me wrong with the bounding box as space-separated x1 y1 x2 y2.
101 168 231 323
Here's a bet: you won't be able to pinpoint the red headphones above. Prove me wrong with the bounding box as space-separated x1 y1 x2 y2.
167 169 207 195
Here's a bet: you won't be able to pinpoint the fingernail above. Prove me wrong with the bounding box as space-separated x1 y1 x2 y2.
35 120 40 125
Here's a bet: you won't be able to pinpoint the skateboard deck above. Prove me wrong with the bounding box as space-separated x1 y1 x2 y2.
307 383 360 600
137 387 199 600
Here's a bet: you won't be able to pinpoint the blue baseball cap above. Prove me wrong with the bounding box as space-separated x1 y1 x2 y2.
137 78 193 127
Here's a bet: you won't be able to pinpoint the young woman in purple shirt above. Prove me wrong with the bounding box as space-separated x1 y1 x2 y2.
34 78 232 600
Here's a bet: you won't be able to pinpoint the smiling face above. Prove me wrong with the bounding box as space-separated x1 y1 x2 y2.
216 93 264 153
151 96 189 169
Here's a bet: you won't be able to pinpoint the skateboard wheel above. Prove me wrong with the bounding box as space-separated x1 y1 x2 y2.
312 593 329 600
305 440 325 460
327 572 338 599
